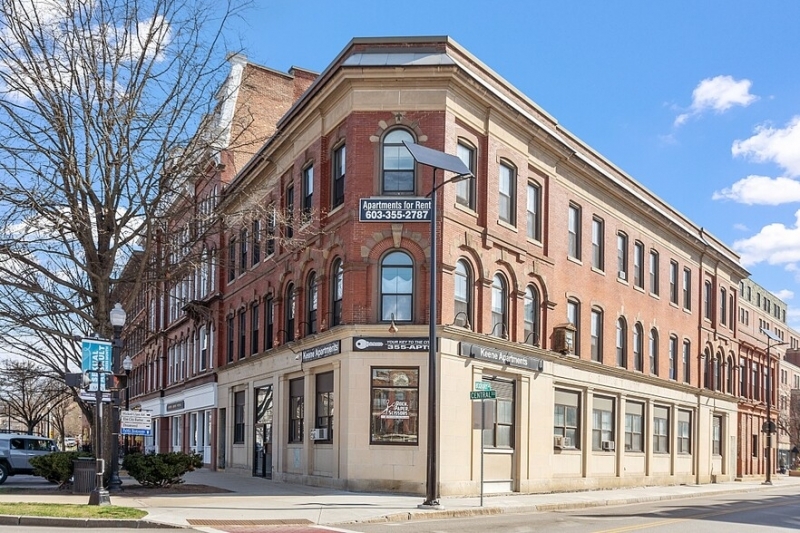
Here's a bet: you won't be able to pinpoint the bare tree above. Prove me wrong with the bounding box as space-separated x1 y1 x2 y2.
0 359 71 434
0 0 248 394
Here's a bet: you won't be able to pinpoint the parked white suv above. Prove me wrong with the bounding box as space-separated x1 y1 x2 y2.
0 433 58 484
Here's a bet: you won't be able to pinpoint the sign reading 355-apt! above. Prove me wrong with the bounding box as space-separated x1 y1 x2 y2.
359 197 432 222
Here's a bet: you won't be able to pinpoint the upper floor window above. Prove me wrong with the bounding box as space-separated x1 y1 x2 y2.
251 303 260 355
227 237 236 282
568 203 581 259
252 220 261 265
633 241 644 288
669 260 678 304
682 268 692 310
285 185 295 240
331 259 343 327
649 328 659 375
683 340 691 383
591 217 604 271
704 280 712 320
491 274 508 338
669 335 677 380
381 251 413 322
498 162 516 225
266 208 276 256
527 182 541 241
239 227 248 272
617 232 628 281
649 250 659 295
616 318 627 368
633 322 643 371
307 272 318 335
302 164 314 212
590 308 603 362
720 288 727 325
454 260 473 328
382 129 415 193
567 298 580 355
285 283 295 342
456 141 476 210
524 286 540 345
332 144 346 208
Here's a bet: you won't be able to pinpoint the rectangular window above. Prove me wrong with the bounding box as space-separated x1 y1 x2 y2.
653 405 669 453
285 185 294 240
370 368 419 444
682 268 692 310
266 209 276 256
498 162 515 224
527 183 541 240
233 391 245 444
238 311 246 360
332 144 345 208
457 142 476 210
751 434 758 457
591 217 604 270
251 303 259 355
617 232 628 280
226 316 234 363
302 165 314 212
554 389 580 449
624 401 644 452
704 281 712 320
592 396 614 451
315 372 334 442
227 238 236 282
289 378 304 443
481 378 514 449
239 228 248 272
568 204 581 259
669 336 677 380
712 415 722 455
567 299 580 355
252 220 261 265
264 296 274 351
633 241 644 288
172 415 182 448
649 250 659 295
669 261 678 304
678 410 692 454
590 308 602 362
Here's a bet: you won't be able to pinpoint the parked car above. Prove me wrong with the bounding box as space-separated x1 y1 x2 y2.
0 433 58 484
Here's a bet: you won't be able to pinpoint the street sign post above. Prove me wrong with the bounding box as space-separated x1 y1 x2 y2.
474 382 492 391
120 411 153 436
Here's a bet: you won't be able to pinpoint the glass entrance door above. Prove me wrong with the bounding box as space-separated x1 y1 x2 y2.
253 385 273 478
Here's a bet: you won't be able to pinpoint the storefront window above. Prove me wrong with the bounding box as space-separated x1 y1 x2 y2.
370 367 419 445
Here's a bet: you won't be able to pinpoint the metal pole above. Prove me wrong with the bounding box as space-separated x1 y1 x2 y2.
88 364 110 505
766 340 772 485
422 171 440 508
480 399 485 507
124 369 130 455
109 325 123 491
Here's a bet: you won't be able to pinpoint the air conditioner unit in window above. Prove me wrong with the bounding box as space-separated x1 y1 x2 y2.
311 428 328 441
618 271 627 280
554 435 573 449
601 440 615 451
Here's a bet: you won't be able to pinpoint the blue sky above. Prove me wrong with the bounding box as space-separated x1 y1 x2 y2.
231 1 800 327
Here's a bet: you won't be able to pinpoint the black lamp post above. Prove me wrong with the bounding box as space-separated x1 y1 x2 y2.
761 327 786 485
122 355 133 455
108 303 127 492
87 362 111 506
403 141 473 509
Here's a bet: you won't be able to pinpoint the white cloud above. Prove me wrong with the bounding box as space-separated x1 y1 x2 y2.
732 116 800 177
733 223 748 231
712 175 800 205
673 75 757 127
774 289 794 301
733 210 800 266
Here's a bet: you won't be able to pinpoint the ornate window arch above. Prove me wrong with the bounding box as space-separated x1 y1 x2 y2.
381 129 415 194
380 250 413 322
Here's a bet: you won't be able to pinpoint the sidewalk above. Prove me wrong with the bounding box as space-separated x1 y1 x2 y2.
1 470 799 529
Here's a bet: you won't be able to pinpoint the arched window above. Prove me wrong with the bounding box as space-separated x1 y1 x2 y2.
382 129 415 194
567 298 580 354
331 259 343 327
590 307 603 362
524 286 540 345
616 318 627 368
683 340 691 383
669 335 678 380
285 283 295 342
704 349 713 388
454 260 472 328
491 274 508 338
307 272 318 334
726 355 734 394
633 323 643 371
714 352 722 391
381 251 413 321
649 328 659 375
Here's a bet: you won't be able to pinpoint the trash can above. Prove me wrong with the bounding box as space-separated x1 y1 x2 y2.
72 457 96 494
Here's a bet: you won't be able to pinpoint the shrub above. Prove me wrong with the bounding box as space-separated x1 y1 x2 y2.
29 451 92 488
123 451 202 487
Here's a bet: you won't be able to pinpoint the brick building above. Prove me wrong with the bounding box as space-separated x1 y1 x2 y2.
125 36 798 496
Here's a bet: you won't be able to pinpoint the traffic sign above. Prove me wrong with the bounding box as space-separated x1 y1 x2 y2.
470 390 496 400
474 382 492 391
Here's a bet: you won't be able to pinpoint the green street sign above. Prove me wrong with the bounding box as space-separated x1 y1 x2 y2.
474 382 492 391
470 390 496 400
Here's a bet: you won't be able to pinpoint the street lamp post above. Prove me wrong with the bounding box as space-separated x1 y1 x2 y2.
403 141 473 509
761 327 786 485
122 355 133 455
87 362 111 506
108 303 127 492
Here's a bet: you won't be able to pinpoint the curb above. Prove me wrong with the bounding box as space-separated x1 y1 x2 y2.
0 514 185 529
344 482 782 525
